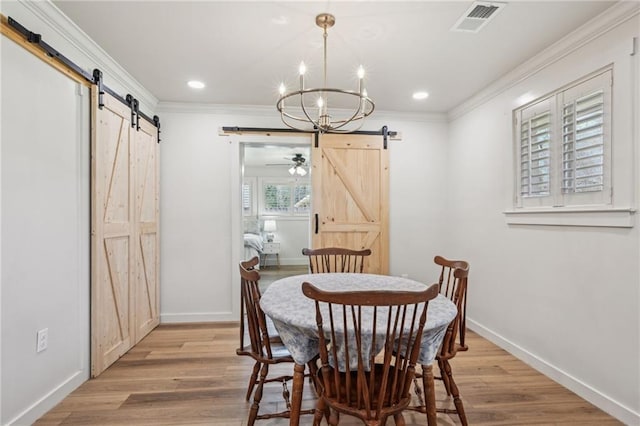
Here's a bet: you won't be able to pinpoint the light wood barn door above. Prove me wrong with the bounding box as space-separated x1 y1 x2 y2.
91 90 160 376
91 91 134 376
133 118 160 343
311 133 389 275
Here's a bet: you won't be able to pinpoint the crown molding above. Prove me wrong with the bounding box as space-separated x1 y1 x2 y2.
18 0 158 112
156 102 447 123
448 1 640 121
156 102 275 116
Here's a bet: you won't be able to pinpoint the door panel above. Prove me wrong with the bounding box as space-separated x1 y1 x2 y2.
134 118 160 343
91 90 159 376
91 92 134 376
311 134 389 274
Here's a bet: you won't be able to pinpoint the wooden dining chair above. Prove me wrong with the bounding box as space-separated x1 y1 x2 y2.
302 247 372 273
302 281 439 426
411 256 470 425
236 257 315 425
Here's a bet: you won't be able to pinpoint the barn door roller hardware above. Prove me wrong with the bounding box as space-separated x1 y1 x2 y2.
8 16 161 143
221 126 396 149
126 95 140 130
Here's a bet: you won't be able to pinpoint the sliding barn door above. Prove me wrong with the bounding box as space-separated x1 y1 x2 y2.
311 133 389 274
91 90 159 376
133 118 160 343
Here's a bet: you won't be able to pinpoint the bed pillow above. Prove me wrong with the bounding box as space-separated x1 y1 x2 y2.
243 218 260 235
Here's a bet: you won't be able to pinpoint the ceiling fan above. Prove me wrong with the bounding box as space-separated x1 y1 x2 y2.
266 153 308 176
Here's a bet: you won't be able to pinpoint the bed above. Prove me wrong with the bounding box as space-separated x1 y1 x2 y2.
243 233 263 266
243 218 263 267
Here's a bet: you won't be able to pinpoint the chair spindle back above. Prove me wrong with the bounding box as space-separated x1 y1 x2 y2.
302 247 372 274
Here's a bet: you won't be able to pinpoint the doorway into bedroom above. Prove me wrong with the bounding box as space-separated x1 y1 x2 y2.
241 143 311 285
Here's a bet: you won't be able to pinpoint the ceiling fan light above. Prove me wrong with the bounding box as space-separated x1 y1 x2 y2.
289 166 297 175
297 167 307 176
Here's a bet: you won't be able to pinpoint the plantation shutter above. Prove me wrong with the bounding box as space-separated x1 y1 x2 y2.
517 97 553 207
559 69 612 205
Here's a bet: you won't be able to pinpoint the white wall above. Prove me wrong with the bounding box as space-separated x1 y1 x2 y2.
0 2 157 424
157 105 449 322
1 39 89 425
446 12 639 424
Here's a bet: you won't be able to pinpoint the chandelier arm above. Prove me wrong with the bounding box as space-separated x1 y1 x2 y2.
317 96 375 131
327 95 369 131
276 88 374 132
298 92 321 130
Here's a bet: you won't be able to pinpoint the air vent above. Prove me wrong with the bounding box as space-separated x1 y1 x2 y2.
451 1 506 33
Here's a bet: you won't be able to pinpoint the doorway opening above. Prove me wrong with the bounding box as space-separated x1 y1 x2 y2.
240 142 312 284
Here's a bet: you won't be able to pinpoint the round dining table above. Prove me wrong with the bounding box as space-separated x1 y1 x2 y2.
260 272 457 426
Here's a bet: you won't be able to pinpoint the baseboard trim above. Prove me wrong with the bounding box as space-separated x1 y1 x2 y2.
468 318 639 425
7 369 87 426
161 311 235 323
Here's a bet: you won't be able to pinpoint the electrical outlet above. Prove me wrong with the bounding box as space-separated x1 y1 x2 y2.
36 328 48 353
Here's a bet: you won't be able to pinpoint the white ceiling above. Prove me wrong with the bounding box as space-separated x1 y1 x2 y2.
244 145 311 168
53 1 615 114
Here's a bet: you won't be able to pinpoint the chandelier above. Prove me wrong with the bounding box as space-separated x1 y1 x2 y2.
276 13 375 133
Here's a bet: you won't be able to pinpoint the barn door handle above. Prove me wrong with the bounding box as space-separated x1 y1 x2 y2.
315 213 319 234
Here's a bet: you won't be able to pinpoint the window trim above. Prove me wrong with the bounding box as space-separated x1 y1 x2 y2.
507 65 635 227
504 207 635 228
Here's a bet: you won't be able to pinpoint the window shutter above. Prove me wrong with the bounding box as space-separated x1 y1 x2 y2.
562 90 605 194
242 183 251 213
293 183 311 214
521 111 551 197
514 67 611 209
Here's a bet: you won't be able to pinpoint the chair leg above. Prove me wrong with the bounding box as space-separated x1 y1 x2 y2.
442 359 468 426
421 364 438 426
437 358 452 396
248 363 269 426
307 359 319 394
245 361 261 401
329 409 339 425
313 398 325 426
393 412 406 426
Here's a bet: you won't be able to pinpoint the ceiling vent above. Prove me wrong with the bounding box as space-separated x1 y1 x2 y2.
451 1 506 33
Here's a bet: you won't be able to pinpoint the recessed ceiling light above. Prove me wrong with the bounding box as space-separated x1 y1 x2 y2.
413 91 429 100
187 80 205 89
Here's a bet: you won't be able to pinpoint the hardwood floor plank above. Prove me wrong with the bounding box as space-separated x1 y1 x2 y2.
35 323 622 426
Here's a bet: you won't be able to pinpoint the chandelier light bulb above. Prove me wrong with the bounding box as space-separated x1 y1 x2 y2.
279 83 286 95
299 61 307 76
357 66 365 79
317 97 324 108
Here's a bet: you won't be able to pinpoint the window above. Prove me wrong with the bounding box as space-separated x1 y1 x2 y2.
514 68 612 209
260 178 311 216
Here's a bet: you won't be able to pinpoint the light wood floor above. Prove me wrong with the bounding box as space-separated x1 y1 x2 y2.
35 322 621 425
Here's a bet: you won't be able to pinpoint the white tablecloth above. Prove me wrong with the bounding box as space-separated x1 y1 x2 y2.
260 273 457 367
